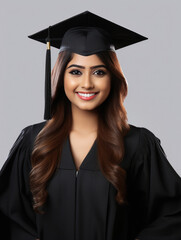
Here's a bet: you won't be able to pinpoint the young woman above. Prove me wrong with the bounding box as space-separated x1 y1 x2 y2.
0 11 181 240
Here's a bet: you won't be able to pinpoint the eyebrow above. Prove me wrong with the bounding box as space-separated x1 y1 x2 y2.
67 64 107 70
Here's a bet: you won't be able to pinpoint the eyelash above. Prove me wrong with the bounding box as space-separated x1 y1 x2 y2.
69 69 106 76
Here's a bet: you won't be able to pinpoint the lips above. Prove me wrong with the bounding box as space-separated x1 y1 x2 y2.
76 91 99 100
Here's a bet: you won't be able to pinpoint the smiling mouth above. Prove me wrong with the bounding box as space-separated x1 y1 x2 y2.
75 92 99 100
76 92 98 97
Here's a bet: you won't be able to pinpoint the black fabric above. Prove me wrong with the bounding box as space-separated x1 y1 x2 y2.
0 124 40 240
28 10 148 51
0 121 181 240
58 26 116 56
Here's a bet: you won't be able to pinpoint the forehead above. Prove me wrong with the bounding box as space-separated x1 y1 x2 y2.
68 53 103 66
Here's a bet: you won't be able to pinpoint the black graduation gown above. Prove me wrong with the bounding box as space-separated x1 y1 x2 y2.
0 121 181 240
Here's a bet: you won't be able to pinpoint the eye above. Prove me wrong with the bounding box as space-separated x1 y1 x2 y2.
93 70 106 76
69 69 82 75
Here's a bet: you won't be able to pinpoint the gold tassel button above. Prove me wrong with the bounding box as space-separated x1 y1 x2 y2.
47 41 50 50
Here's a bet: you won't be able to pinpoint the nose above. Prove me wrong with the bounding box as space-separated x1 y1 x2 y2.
81 72 94 89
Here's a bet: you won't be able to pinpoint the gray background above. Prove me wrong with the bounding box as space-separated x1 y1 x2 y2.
1 1 180 176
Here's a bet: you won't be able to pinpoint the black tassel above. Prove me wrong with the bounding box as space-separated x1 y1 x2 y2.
44 27 51 120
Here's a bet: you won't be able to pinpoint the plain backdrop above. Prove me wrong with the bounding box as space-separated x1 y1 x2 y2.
0 1 181 176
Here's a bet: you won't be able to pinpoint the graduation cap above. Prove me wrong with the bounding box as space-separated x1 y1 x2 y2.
28 10 148 120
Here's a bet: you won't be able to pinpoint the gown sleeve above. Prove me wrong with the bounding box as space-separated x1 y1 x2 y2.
129 127 181 240
0 125 39 240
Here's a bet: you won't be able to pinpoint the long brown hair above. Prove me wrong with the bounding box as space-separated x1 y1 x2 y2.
30 50 130 214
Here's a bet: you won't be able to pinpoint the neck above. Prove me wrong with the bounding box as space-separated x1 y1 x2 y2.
71 104 98 135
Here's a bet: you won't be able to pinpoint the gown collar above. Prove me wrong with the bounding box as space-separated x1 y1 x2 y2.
58 136 100 171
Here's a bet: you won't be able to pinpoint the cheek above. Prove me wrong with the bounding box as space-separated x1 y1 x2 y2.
99 77 111 95
64 76 77 94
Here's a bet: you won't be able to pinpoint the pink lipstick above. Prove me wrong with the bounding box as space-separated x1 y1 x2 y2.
76 92 99 101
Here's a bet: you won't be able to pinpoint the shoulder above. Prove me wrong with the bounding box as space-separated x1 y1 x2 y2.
1 121 47 174
22 120 47 146
124 123 161 157
22 120 47 138
9 121 47 156
122 123 162 171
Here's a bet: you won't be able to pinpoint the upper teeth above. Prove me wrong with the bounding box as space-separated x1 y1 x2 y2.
78 92 96 97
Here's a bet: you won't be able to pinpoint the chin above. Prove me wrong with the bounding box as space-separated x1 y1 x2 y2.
78 106 97 111
74 103 99 111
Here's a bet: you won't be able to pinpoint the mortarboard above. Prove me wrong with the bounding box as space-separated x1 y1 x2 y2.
28 10 148 120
